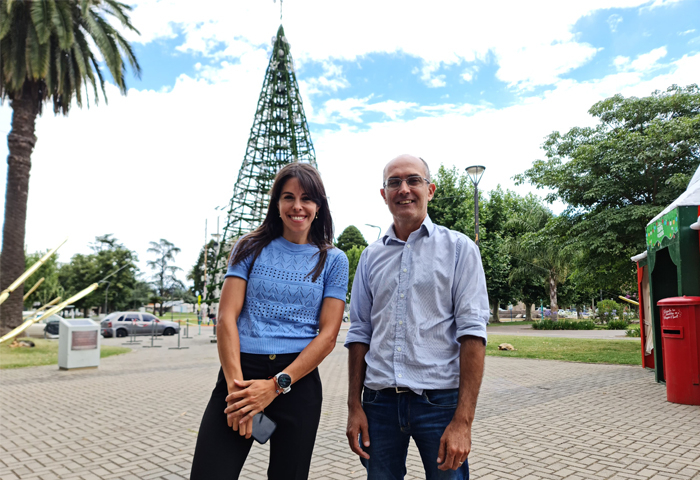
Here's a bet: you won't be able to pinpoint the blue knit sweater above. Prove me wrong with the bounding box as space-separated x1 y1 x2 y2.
225 236 349 354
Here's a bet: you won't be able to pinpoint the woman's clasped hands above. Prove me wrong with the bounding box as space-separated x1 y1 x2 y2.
224 378 279 437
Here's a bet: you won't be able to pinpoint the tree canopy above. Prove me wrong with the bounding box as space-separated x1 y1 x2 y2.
515 84 700 291
336 226 368 253
58 236 138 315
147 239 183 315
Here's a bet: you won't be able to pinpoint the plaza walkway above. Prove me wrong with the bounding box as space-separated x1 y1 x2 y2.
1 326 699 480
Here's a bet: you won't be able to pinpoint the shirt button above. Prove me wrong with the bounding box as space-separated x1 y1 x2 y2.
407 244 411 248
398 374 403 378
403 268 407 272
400 293 404 298
399 321 403 325
397 347 401 352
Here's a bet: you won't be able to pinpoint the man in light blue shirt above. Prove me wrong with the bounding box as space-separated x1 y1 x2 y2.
345 154 490 479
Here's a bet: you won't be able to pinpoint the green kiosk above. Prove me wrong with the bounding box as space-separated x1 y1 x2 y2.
634 170 700 383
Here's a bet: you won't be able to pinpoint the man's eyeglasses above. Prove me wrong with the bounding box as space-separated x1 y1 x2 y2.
383 175 429 190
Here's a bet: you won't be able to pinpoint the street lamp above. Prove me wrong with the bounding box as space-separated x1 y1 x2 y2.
465 165 486 245
365 224 382 240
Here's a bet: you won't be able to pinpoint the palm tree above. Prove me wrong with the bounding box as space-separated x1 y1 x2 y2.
508 209 572 321
0 0 140 333
147 239 182 316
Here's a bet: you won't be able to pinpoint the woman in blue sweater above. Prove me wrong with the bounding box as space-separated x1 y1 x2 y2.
191 163 349 480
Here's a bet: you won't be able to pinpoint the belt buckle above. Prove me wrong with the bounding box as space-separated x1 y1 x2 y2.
395 387 410 393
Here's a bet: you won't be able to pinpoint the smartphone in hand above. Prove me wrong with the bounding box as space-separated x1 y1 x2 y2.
251 412 277 444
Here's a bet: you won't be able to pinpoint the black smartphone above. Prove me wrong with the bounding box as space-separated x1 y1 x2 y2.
251 412 277 444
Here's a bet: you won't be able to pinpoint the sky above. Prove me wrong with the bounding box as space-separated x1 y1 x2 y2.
1 0 699 286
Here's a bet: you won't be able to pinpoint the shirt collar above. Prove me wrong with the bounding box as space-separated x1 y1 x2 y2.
382 215 435 245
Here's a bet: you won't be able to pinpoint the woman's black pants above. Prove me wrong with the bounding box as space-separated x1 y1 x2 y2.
190 353 322 480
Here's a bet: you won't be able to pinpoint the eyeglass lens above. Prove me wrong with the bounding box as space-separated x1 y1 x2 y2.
386 176 424 189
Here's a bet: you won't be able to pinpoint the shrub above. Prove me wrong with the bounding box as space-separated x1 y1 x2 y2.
607 319 629 330
532 319 596 330
596 300 621 324
626 325 641 337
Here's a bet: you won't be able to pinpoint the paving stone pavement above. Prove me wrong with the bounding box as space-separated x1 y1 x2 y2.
1 326 699 480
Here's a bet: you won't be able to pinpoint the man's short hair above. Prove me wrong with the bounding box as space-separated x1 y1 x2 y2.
382 155 431 182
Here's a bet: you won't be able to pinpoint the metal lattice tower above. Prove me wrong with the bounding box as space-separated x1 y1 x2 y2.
205 24 317 304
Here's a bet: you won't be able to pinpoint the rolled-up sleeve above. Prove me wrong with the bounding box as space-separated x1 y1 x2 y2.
452 237 490 344
344 248 373 346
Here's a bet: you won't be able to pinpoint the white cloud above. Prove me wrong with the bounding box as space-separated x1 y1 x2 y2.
461 66 479 82
679 29 696 36
607 14 623 32
496 42 600 89
125 0 654 89
312 96 419 124
415 61 448 88
642 0 685 10
630 46 668 70
614 55 631 68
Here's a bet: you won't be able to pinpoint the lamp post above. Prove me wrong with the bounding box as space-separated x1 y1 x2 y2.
465 165 485 246
365 224 382 241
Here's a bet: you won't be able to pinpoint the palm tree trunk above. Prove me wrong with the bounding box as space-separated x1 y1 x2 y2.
0 85 40 334
549 274 559 321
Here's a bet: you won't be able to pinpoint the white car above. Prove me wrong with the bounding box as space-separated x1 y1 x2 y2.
22 312 63 339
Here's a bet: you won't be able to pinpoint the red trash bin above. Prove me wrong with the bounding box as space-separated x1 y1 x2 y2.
657 296 700 405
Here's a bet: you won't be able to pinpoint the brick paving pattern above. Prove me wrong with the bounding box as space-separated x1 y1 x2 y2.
1 325 699 479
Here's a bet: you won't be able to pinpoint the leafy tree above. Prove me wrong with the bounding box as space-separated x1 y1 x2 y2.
515 84 700 293
509 214 573 320
336 226 368 253
0 0 141 334
23 250 61 310
345 245 365 303
427 165 474 236
429 167 552 321
147 239 182 315
58 236 138 316
130 280 154 311
188 240 219 297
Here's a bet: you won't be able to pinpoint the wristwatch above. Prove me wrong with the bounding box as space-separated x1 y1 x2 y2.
274 372 292 394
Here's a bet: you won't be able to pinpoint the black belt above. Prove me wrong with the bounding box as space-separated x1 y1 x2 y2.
379 387 413 394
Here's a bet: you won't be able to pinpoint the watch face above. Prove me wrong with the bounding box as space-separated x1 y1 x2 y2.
277 373 292 389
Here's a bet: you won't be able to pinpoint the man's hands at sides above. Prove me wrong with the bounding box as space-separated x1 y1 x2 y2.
346 404 370 460
437 418 471 471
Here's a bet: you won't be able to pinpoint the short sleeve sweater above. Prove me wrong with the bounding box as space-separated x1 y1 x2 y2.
225 236 349 354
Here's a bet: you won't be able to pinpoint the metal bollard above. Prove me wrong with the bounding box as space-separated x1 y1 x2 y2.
169 319 189 350
142 317 161 348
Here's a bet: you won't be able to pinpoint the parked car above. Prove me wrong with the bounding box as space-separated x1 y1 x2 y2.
100 312 180 338
22 312 63 339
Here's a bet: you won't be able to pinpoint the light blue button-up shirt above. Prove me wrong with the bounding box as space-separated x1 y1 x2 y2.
344 216 490 393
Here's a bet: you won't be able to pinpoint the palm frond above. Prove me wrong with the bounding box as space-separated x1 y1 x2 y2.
113 29 140 78
50 0 73 50
29 0 54 44
24 19 39 79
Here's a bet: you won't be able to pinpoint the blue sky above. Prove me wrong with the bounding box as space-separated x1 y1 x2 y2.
1 0 699 280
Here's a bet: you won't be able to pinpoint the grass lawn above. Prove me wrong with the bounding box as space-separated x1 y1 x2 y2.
488 320 535 327
487 334 641 365
0 338 131 369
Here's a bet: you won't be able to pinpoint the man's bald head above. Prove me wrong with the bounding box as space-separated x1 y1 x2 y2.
382 154 430 183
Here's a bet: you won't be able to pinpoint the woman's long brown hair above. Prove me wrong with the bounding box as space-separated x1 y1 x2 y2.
229 163 334 282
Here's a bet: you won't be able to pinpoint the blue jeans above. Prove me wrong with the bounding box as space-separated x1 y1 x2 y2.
360 387 469 480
